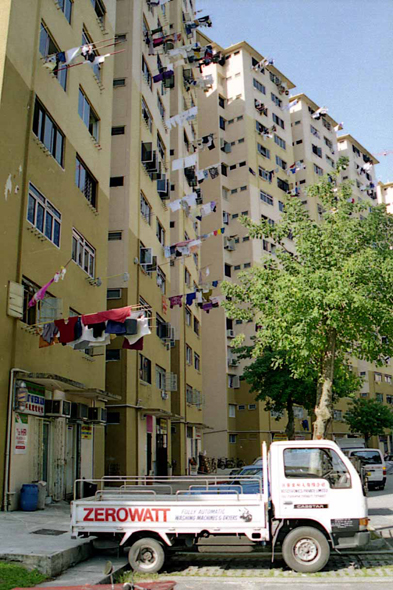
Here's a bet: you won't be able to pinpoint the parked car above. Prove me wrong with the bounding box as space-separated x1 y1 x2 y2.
345 448 386 490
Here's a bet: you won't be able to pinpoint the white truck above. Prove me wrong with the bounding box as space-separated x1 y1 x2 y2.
71 440 370 574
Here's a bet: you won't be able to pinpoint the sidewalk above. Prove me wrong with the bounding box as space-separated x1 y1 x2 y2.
0 502 93 577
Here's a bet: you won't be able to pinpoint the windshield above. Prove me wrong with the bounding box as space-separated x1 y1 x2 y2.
238 467 262 476
351 450 382 465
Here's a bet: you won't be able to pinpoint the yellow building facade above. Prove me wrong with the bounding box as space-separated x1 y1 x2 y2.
0 0 116 509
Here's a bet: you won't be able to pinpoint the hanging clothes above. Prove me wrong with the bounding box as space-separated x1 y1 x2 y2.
54 316 82 344
82 306 131 325
186 292 197 306
41 323 59 344
169 295 183 308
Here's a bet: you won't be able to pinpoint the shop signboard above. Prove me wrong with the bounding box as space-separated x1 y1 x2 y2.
14 413 28 454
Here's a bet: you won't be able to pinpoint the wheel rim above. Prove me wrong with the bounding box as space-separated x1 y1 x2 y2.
137 546 158 568
293 537 319 563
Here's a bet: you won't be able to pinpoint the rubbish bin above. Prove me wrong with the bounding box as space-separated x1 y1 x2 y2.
37 481 47 510
20 484 38 511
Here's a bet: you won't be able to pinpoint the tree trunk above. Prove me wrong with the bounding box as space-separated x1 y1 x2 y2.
313 329 336 440
285 396 295 440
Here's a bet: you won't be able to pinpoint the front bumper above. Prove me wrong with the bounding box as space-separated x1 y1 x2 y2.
333 531 370 549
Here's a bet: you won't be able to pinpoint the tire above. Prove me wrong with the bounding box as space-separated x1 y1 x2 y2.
128 537 165 574
282 526 330 573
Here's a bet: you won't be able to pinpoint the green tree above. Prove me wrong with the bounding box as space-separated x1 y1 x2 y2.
344 398 393 446
222 158 393 438
237 347 361 439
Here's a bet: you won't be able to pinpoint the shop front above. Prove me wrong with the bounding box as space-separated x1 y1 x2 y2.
5 372 119 510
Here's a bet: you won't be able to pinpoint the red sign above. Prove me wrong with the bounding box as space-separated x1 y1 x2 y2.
83 507 170 523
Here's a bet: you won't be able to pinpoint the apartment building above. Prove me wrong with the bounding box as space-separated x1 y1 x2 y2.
195 34 387 463
196 34 301 460
168 0 204 476
337 134 379 204
0 0 115 509
378 181 393 212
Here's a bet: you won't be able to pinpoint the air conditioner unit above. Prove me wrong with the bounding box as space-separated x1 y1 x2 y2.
228 358 239 367
88 407 107 424
45 399 72 418
70 402 89 421
226 329 235 338
141 142 153 163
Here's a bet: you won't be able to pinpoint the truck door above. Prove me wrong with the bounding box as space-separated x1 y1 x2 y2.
275 446 356 530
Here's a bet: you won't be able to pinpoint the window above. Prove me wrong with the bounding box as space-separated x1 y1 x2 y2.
314 164 324 176
253 78 266 94
108 231 122 241
333 410 342 421
229 434 237 444
58 0 73 23
142 56 152 89
240 185 247 191
244 262 251 269
39 23 67 90
112 126 125 136
276 155 287 170
156 313 168 340
139 354 152 383
157 93 165 121
90 0 106 22
32 98 64 166
387 395 393 405
156 266 166 294
82 29 101 80
374 372 382 382
248 404 257 410
326 155 335 168
72 228 95 278
219 95 225 108
238 138 245 144
238 405 245 411
186 345 192 365
310 124 320 139
260 190 274 206
75 156 97 207
237 115 243 121
221 163 228 176
156 365 166 390
324 136 333 150
27 183 61 247
113 78 126 87
219 116 226 130
284 448 351 489
312 144 322 158
272 113 284 129
263 239 270 251
156 219 165 246
139 296 152 319
194 352 200 371
22 278 59 325
78 88 99 141
228 119 234 125
296 139 303 145
277 177 289 192
107 288 121 299
376 393 383 402
185 306 192 326
322 118 331 131
257 143 270 159
140 192 151 224
229 404 236 418
239 161 246 168
231 189 238 195
294 120 301 125
278 200 285 212
110 177 124 187
106 349 120 362
230 164 237 171
224 263 232 278
274 134 286 150
271 92 282 107
385 374 392 384
193 317 200 336
351 450 382 464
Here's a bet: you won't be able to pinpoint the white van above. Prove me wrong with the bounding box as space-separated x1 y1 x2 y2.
345 448 386 490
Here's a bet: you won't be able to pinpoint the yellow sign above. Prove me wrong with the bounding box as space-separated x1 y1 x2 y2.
81 425 92 439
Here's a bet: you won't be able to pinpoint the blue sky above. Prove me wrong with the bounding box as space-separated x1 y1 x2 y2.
197 0 393 183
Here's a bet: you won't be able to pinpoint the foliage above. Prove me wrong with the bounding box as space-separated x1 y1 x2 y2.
344 398 393 444
237 346 361 438
222 157 393 438
0 562 47 590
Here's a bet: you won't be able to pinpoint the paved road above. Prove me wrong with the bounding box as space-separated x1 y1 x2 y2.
368 469 393 535
163 581 393 590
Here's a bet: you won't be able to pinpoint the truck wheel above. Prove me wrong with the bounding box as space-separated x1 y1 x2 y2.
282 526 330 573
128 537 165 574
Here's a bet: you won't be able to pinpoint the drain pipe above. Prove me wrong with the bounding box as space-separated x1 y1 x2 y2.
3 368 28 511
